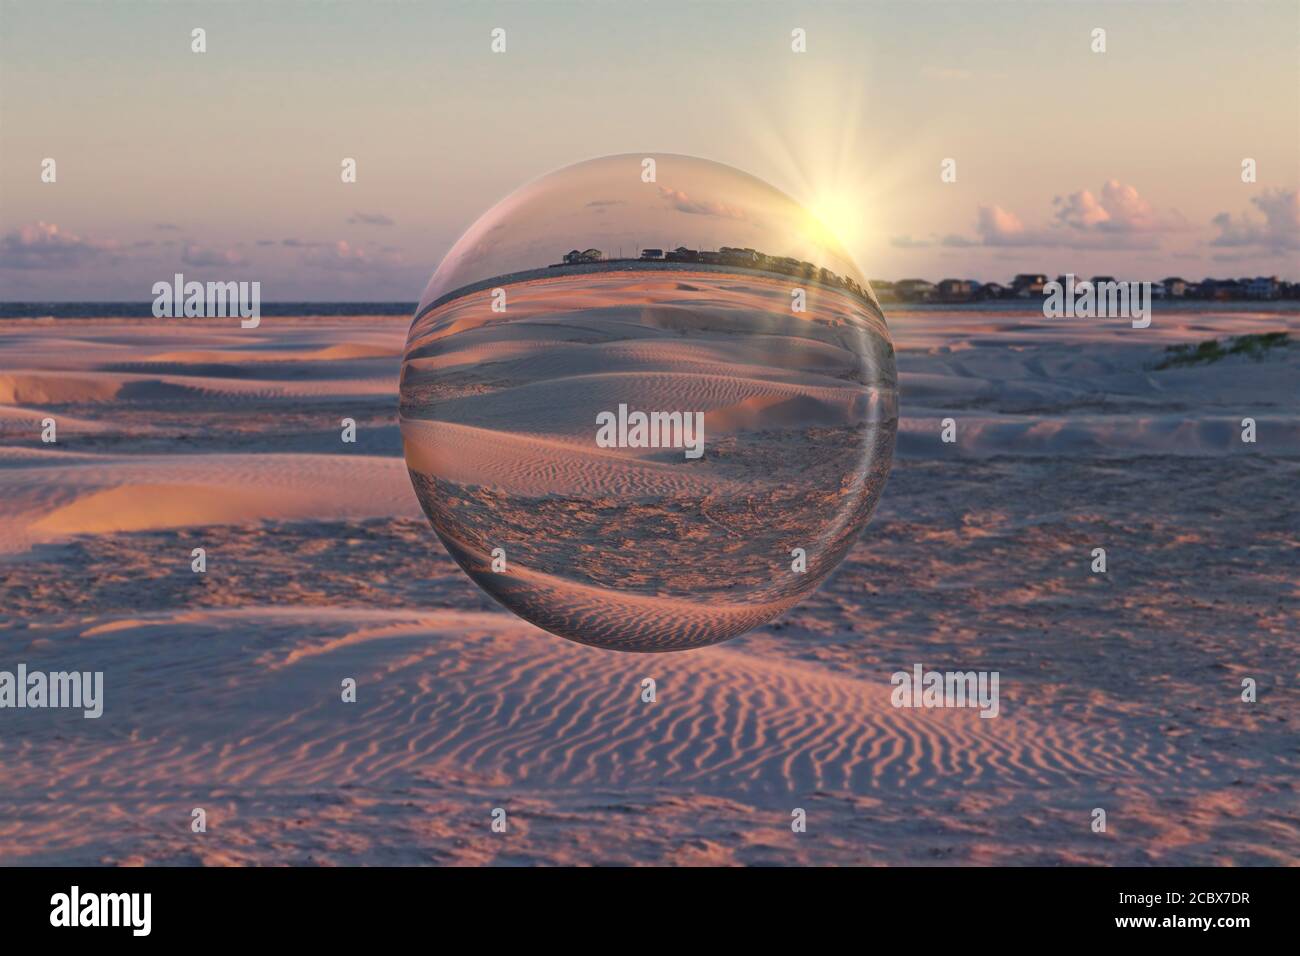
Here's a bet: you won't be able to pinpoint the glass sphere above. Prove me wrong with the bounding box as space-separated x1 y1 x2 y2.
401 154 896 651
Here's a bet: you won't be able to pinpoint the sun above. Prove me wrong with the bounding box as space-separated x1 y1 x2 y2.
807 193 872 259
714 60 910 279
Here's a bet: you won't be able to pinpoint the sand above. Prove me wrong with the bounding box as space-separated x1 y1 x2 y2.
0 308 1296 865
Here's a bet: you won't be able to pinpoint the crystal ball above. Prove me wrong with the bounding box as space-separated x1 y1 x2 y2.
400 154 896 651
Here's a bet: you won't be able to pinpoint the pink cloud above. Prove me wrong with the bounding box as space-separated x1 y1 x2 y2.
1053 180 1184 233
937 182 1182 250
303 240 403 273
0 221 115 269
1210 189 1300 251
656 186 748 221
181 243 246 267
976 205 1032 244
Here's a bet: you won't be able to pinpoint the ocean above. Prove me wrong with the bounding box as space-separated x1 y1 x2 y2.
0 302 418 319
2 299 1295 320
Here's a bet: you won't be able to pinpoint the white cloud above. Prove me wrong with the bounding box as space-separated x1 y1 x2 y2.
0 221 114 270
656 186 748 221
941 182 1181 250
347 212 395 226
1053 180 1185 234
1210 189 1300 251
181 243 246 267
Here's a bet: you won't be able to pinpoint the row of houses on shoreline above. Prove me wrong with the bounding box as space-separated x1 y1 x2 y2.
552 250 1295 303
879 274 1296 303
555 245 873 301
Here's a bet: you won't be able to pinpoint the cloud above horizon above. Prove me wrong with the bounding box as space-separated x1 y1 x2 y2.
0 222 115 270
302 239 406 275
181 243 246 267
893 181 1189 252
347 212 395 227
1210 189 1300 252
657 186 749 221
1052 180 1187 235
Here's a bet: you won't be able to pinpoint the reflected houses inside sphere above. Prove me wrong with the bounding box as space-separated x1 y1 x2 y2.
400 154 897 651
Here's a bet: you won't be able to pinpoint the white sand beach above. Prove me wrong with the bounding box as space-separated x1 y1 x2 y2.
0 306 1295 864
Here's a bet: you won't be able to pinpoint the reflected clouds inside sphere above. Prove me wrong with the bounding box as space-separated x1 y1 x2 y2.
400 154 897 651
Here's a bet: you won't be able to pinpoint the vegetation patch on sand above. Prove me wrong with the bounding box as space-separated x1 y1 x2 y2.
1153 332 1290 370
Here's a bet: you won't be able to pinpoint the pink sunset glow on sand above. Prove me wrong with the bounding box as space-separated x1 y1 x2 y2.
1 299 1295 863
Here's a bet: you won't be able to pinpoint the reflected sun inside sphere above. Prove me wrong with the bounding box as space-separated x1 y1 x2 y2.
400 154 897 651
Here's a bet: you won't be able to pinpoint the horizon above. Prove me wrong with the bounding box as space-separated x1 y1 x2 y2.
2 266 1296 306
3 253 1298 305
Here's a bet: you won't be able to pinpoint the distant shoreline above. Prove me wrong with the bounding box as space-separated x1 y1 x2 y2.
0 301 419 320
3 296 1299 321
413 260 884 324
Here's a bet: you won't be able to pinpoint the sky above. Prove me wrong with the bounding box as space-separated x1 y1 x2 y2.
414 153 869 310
1 0 1296 300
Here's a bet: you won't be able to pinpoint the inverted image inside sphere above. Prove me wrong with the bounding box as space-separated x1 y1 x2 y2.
400 154 897 652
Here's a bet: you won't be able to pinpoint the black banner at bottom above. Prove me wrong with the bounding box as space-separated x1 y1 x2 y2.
0 865 1286 942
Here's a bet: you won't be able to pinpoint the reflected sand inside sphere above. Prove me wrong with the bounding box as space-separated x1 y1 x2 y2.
401 155 897 651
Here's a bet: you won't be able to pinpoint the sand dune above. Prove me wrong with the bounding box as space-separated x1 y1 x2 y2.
140 342 397 363
0 453 419 552
25 608 1181 792
1 311 1295 866
31 482 363 536
0 405 119 435
0 606 1239 865
407 332 866 385
707 392 854 432
401 418 739 497
898 412 1300 456
0 371 124 404
891 308 1297 458
412 370 880 436
0 369 395 403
